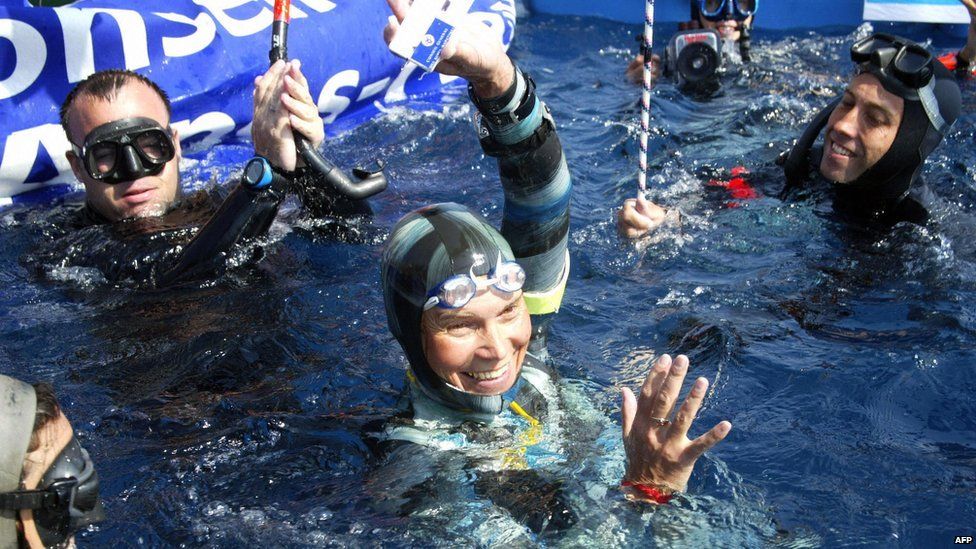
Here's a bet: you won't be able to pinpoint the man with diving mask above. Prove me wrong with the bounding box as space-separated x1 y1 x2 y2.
37 62 371 288
627 0 757 88
0 375 102 548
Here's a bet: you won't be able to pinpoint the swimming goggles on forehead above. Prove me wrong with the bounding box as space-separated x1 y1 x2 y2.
850 33 948 133
0 437 103 548
698 0 757 22
423 254 526 311
71 117 175 185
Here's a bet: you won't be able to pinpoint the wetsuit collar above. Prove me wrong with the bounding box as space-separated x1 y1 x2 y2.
407 353 549 420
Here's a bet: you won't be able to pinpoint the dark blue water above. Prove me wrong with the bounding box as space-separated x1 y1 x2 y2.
2 13 975 547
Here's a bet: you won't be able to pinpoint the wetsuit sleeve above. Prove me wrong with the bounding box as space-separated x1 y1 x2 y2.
290 166 373 218
154 177 286 287
474 65 571 319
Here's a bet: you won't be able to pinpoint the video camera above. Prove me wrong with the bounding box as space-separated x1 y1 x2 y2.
663 29 724 90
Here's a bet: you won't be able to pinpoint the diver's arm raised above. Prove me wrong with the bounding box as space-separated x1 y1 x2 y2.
153 61 305 287
154 60 328 287
385 0 571 313
474 66 571 310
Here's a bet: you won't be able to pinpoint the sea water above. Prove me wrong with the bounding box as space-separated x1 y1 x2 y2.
1 12 974 547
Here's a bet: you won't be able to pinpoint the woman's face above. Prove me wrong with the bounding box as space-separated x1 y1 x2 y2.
421 283 532 396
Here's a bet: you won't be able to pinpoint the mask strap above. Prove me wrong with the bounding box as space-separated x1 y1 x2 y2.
917 78 948 134
0 486 69 511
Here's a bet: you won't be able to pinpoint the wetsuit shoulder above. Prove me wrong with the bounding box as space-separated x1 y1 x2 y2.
889 182 932 226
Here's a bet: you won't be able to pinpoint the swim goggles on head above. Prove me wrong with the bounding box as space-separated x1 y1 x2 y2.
423 255 526 311
71 117 175 184
0 437 103 547
850 33 948 133
697 0 757 22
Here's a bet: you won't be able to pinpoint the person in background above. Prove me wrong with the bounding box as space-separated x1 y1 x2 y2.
0 375 103 548
937 0 976 78
619 32 962 236
42 60 369 287
626 0 756 84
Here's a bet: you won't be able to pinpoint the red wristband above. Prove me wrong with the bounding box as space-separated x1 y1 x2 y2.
621 480 674 504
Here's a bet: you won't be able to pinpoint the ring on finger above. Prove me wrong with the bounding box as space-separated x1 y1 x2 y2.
650 416 671 427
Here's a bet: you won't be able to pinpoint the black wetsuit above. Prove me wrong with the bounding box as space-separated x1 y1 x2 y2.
26 167 371 288
783 146 933 227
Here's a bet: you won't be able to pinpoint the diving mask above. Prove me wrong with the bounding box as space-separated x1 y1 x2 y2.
851 33 948 133
851 33 935 90
0 437 103 548
71 117 175 185
698 0 757 22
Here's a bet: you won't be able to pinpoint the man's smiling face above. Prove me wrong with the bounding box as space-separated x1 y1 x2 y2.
819 73 904 184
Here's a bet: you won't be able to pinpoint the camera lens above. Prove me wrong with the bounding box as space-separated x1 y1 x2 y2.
676 42 720 83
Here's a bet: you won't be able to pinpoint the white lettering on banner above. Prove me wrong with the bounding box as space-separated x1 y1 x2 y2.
357 78 390 102
0 19 46 101
193 0 272 37
317 69 359 124
0 125 72 189
490 1 516 23
171 111 237 152
54 8 150 83
235 121 252 140
155 11 218 58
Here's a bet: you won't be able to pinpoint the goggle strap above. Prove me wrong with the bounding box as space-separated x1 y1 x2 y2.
0 489 62 511
918 79 948 134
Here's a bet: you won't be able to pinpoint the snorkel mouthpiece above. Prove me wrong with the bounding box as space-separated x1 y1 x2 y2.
267 0 387 200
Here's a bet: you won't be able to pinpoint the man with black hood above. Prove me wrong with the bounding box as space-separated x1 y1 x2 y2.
618 32 963 236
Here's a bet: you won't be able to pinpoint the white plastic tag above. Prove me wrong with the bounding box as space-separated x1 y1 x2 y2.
388 0 474 72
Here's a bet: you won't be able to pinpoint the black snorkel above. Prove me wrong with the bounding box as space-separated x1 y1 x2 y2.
269 0 388 200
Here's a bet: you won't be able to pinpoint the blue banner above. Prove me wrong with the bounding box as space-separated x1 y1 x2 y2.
865 0 970 23
0 0 517 203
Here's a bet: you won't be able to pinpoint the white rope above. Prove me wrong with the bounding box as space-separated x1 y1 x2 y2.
638 0 655 192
